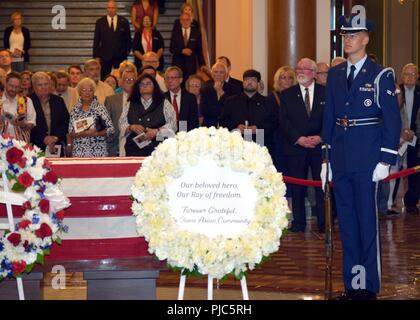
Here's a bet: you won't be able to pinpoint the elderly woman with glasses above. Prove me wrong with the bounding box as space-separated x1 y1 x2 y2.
67 77 114 157
123 73 176 156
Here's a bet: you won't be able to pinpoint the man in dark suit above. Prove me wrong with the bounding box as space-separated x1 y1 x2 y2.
280 58 326 233
400 63 420 215
201 62 242 128
163 66 199 132
220 69 278 156
30 72 69 154
93 0 131 80
216 56 243 91
170 12 205 82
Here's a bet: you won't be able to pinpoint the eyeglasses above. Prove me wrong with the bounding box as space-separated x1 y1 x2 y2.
166 76 181 81
279 76 295 80
140 82 153 87
124 78 135 82
403 72 417 77
296 68 315 73
81 88 94 93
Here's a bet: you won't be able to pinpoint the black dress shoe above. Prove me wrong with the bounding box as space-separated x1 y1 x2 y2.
288 225 305 233
386 209 399 215
352 289 377 300
332 290 356 300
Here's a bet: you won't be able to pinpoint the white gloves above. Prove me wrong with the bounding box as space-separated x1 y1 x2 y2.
372 162 390 182
320 162 332 192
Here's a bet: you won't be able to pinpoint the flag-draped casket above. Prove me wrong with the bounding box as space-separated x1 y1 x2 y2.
0 157 150 261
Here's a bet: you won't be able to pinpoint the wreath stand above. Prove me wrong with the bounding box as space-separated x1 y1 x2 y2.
177 273 249 300
0 173 25 300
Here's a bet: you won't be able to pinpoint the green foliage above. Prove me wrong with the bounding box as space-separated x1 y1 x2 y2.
12 182 25 192
255 255 271 269
25 263 34 273
36 253 44 265
55 237 62 245
6 171 14 181
168 264 205 278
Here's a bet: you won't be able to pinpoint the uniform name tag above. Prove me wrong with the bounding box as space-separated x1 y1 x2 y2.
359 87 375 92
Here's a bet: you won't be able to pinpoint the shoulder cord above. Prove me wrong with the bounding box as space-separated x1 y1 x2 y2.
373 67 395 109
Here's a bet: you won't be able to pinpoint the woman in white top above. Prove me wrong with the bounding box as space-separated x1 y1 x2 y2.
132 15 164 72
3 12 31 72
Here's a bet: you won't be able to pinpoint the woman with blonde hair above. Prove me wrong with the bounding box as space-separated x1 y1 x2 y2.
269 66 297 208
3 12 31 72
172 2 199 30
272 66 296 102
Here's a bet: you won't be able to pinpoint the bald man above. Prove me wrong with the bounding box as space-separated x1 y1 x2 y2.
142 51 167 92
93 0 131 79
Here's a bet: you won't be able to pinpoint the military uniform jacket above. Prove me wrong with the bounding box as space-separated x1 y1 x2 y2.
322 58 401 173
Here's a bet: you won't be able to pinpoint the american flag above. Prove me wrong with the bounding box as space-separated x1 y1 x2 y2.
0 157 150 262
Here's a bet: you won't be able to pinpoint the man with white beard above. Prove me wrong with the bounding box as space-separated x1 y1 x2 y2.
279 58 326 233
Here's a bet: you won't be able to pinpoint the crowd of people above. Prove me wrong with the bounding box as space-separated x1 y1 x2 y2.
0 0 419 301
0 2 419 219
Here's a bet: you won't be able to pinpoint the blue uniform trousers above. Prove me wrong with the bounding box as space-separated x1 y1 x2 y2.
333 170 381 293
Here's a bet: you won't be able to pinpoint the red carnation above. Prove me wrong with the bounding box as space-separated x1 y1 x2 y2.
56 210 65 220
19 220 31 229
35 223 53 239
22 201 32 211
12 261 27 274
7 233 21 246
39 199 50 214
43 171 58 184
23 144 33 151
43 160 52 170
18 172 34 188
6 147 24 164
2 133 12 140
17 156 27 169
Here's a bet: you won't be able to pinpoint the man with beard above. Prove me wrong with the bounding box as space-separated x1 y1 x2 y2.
1 72 36 142
279 58 326 234
220 69 278 157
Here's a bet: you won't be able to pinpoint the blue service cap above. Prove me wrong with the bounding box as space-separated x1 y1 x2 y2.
339 14 375 34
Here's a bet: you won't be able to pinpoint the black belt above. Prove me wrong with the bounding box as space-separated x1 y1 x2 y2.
335 117 381 128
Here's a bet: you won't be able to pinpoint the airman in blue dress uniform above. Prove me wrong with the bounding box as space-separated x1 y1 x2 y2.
321 14 401 300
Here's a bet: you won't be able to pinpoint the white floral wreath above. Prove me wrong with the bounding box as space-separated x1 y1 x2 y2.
0 135 70 280
131 127 289 279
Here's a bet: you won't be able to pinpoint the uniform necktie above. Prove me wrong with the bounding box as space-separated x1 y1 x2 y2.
172 94 180 121
347 65 356 89
304 87 311 117
110 17 115 31
183 28 189 47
